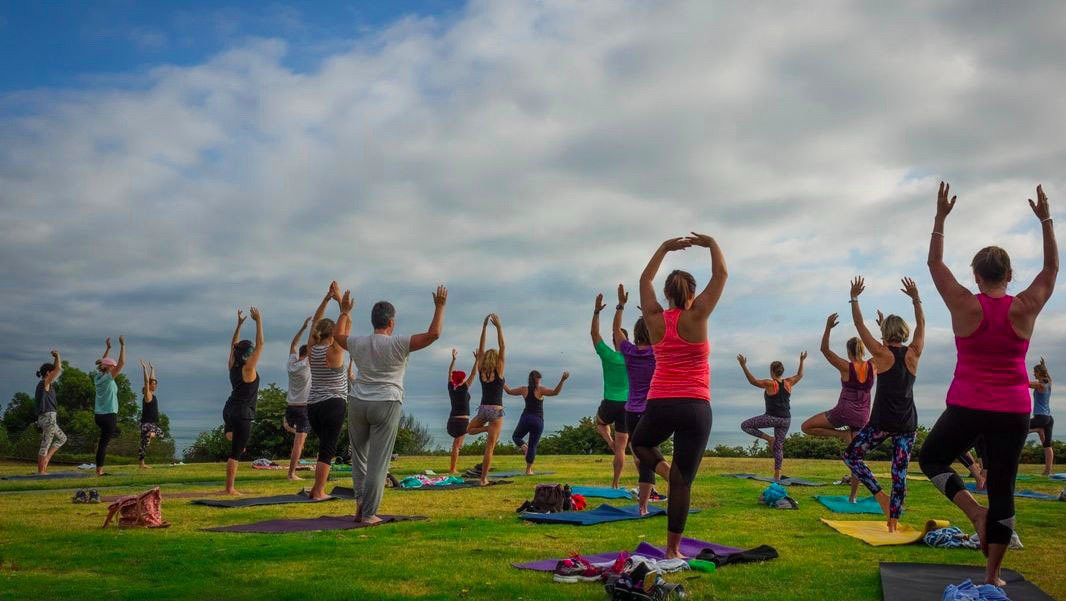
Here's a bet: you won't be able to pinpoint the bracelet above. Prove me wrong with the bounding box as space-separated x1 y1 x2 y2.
1042 217 1053 224
913 300 922 304
616 304 625 311
849 299 858 303
931 232 944 238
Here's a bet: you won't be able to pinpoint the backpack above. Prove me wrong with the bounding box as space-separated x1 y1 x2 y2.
103 487 170 529
517 484 573 513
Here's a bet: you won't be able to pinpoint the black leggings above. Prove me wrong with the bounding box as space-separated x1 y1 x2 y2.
308 397 346 464
223 408 252 461
1029 415 1054 447
94 413 119 468
630 398 711 534
918 405 1029 545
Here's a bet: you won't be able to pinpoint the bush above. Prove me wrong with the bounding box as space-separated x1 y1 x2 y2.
394 413 434 455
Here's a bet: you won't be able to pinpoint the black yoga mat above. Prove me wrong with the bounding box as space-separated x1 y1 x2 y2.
191 493 338 508
2 471 105 480
879 562 1054 601
204 514 427 533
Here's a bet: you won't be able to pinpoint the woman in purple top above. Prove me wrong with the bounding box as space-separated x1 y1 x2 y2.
613 284 667 512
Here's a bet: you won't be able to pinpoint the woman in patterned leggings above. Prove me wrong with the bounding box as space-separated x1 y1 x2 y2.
842 276 925 532
138 360 164 468
35 350 67 475
737 352 806 482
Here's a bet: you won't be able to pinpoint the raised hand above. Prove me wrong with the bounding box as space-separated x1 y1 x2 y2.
800 351 808 362
594 293 606 314
899 277 920 302
302 316 313 328
328 280 341 301
736 354 747 365
850 277 866 299
236 310 246 326
561 371 570 380
451 348 458 359
472 349 480 360
118 336 126 346
433 285 448 307
826 313 839 329
489 313 500 327
688 232 715 248
50 349 59 359
617 284 628 305
876 310 885 327
1029 185 1051 221
937 181 957 219
249 307 261 322
105 337 112 348
660 236 693 252
340 290 354 313
139 359 147 369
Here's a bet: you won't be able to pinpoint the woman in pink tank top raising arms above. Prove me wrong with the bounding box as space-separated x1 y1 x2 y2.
630 233 727 560
919 183 1058 587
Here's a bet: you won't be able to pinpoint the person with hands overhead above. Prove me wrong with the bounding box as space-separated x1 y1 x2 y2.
592 292 631 489
466 313 507 486
93 336 126 476
35 349 66 475
505 370 570 475
334 286 447 523
630 233 726 559
1029 357 1055 476
738 351 806 482
223 308 263 495
284 316 313 481
841 276 924 531
137 360 163 469
919 183 1057 587
446 348 479 475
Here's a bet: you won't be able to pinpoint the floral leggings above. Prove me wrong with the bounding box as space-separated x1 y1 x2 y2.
741 414 790 471
37 412 67 457
139 422 164 461
842 425 915 519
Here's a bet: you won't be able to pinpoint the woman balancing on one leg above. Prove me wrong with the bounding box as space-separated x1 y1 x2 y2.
1029 358 1055 476
304 282 354 501
283 317 313 481
35 350 66 475
92 336 125 477
801 313 873 501
446 348 479 474
738 352 806 482
591 293 631 489
466 314 507 486
842 276 924 531
631 233 726 559
223 308 263 495
137 360 163 469
920 183 1057 587
506 370 569 474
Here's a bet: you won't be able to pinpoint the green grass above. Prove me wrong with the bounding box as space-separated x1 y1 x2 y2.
0 456 1063 600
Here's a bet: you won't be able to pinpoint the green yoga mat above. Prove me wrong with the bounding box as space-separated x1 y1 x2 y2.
814 495 883 515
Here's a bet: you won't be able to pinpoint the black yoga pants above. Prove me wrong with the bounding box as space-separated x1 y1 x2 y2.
94 413 119 468
919 405 1029 545
308 397 347 464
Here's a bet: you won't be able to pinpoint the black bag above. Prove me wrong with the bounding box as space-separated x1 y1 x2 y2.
516 484 573 513
696 544 778 567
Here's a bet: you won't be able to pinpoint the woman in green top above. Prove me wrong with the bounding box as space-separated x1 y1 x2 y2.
591 293 631 489
92 336 125 476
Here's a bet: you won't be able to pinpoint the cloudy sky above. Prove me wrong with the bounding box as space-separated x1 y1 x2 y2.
2 0 1063 452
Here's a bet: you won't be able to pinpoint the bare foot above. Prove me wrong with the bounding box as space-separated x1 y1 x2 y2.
664 550 688 560
520 443 528 456
986 574 1006 587
525 468 534 475
479 479 490 487
976 474 987 491
139 464 153 470
309 494 331 501
638 504 649 516
848 496 857 503
362 515 383 525
287 474 304 481
448 470 458 475
224 488 242 496
886 518 898 533
96 470 104 477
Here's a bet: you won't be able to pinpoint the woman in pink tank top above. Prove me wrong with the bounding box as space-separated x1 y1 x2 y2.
630 233 726 559
919 183 1058 587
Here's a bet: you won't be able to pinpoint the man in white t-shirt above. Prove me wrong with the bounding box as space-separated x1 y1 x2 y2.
284 317 313 481
335 286 447 524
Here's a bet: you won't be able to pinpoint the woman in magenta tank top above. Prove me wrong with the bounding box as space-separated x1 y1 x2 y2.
919 182 1058 587
630 233 726 560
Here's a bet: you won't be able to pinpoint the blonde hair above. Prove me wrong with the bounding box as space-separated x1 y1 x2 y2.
314 318 336 341
1034 362 1050 382
480 349 499 377
847 337 865 360
881 315 910 344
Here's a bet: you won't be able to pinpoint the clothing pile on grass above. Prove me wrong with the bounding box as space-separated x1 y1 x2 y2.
923 526 1024 550
398 475 465 489
251 458 282 470
942 579 1010 601
759 483 798 509
516 484 585 513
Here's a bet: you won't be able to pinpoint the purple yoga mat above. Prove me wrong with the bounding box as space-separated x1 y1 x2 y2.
512 537 743 571
204 514 427 533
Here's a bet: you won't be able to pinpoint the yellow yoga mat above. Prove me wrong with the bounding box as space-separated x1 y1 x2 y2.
821 518 951 546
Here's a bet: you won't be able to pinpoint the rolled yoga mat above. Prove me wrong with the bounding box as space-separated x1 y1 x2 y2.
820 518 950 546
814 495 883 515
879 562 1054 601
191 493 338 508
204 514 427 533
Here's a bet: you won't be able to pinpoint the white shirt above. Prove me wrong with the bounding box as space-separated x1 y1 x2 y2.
286 353 312 405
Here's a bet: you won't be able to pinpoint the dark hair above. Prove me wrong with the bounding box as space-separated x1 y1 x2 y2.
528 370 542 392
971 246 1011 285
664 270 696 308
36 363 55 378
770 361 784 378
233 340 254 367
633 317 651 345
371 301 396 330
619 328 629 341
298 344 308 358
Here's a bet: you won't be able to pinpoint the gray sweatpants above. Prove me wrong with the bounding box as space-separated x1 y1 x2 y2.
348 398 403 518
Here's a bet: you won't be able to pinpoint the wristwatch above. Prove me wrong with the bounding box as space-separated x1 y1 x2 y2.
616 304 625 311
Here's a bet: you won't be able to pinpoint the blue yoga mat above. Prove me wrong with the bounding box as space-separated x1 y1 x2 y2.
814 495 883 515
569 486 634 499
519 503 690 525
965 482 1061 501
1050 473 1066 481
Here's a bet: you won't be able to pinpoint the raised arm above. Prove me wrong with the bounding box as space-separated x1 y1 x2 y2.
820 314 850 375
229 310 246 368
850 277 892 365
543 371 570 396
901 277 924 356
490 313 505 374
927 182 975 313
590 294 606 346
787 352 807 386
44 350 61 387
1015 185 1059 316
102 337 112 359
736 354 769 388
243 307 264 377
612 285 628 347
502 383 527 396
111 336 126 376
465 350 480 387
688 233 728 317
308 282 339 349
448 348 457 382
140 359 152 402
290 316 312 355
409 285 447 352
639 238 690 317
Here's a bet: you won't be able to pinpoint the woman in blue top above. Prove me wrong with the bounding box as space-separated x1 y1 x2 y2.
1029 358 1054 475
92 336 125 476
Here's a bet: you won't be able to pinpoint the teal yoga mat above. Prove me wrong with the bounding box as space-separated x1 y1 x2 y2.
814 495 883 515
964 482 1062 501
569 485 634 499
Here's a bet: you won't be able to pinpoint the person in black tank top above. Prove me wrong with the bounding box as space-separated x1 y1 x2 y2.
137 360 165 469
446 348 479 474
737 353 806 482
841 277 925 531
223 307 264 496
465 314 507 485
505 370 569 474
34 351 67 475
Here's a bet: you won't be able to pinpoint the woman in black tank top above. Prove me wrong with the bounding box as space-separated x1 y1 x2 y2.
446 348 479 474
737 353 806 482
505 370 569 474
223 307 264 496
137 360 164 469
465 314 507 485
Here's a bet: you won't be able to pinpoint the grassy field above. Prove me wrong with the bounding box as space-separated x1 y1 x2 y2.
0 456 1063 600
